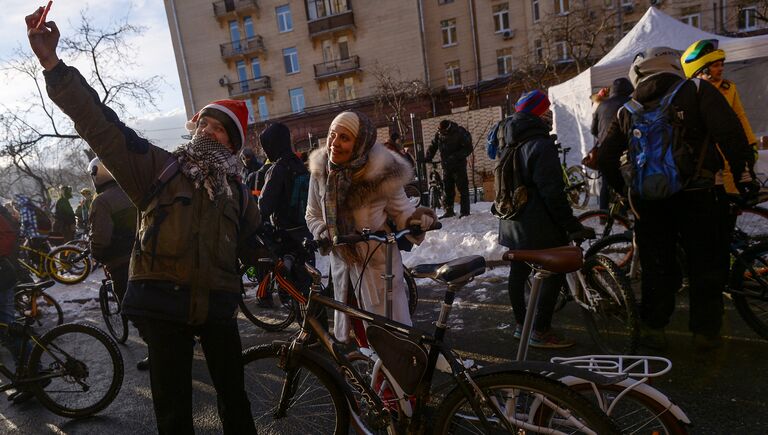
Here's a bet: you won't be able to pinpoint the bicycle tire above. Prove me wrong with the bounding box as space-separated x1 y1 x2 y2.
584 232 635 271
28 322 124 418
239 271 298 332
404 268 419 316
99 281 129 344
577 209 632 242
15 289 64 331
580 255 639 354
568 381 689 435
730 244 768 340
735 206 768 243
566 166 590 209
433 371 620 434
242 343 350 434
47 246 92 285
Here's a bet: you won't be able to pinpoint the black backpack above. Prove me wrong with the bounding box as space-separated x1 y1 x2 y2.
490 118 529 220
287 169 310 226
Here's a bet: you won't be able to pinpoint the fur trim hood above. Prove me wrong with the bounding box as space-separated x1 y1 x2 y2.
308 142 414 209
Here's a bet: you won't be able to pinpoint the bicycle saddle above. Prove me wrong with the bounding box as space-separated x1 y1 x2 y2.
414 256 486 284
503 246 583 273
14 280 57 292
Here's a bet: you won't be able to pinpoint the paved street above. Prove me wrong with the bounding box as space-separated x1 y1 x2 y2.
1 269 767 434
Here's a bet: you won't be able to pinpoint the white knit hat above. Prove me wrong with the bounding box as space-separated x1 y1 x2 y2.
329 111 360 138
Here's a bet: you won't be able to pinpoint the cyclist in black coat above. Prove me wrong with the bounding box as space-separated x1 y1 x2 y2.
598 47 756 351
426 119 473 218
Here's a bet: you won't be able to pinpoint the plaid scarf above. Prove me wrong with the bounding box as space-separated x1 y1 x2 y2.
324 112 377 263
173 136 242 200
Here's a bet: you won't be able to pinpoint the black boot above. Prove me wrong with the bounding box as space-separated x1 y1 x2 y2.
136 356 150 371
439 210 456 219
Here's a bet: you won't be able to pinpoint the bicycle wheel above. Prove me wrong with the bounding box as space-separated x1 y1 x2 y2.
430 186 442 210
433 371 619 434
404 267 419 316
568 381 689 434
584 232 635 272
566 166 590 209
730 244 768 340
580 255 639 354
15 290 64 331
242 343 350 434
27 322 124 418
47 246 91 285
239 272 298 332
735 206 768 243
99 281 129 344
577 209 632 242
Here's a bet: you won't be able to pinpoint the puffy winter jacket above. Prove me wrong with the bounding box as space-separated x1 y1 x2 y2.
426 121 473 169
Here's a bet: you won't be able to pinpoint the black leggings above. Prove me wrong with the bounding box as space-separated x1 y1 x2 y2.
507 261 564 333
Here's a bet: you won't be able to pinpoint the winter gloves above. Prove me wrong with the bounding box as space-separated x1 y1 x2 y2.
408 207 438 231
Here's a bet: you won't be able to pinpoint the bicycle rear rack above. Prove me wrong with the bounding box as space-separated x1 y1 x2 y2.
550 355 672 378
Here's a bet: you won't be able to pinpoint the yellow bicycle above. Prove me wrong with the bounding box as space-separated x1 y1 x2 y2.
17 242 92 285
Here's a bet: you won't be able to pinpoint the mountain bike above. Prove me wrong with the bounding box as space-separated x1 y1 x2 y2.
0 319 124 418
99 272 129 344
14 280 63 332
507 245 691 434
243 226 620 434
556 142 590 209
17 241 91 285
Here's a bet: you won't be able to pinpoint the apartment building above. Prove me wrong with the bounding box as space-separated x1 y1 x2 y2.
163 0 765 148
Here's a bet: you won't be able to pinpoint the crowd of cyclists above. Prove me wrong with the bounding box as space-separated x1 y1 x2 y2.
0 6 763 433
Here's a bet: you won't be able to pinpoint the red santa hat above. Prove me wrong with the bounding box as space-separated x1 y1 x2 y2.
185 99 248 150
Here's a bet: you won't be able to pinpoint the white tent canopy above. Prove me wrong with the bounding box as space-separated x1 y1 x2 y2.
549 6 768 165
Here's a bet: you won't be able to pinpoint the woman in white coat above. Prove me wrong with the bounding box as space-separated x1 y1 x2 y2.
306 111 436 342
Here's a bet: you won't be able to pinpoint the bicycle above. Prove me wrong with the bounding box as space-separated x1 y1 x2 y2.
14 280 64 332
507 245 691 434
99 272 129 344
17 240 92 285
556 142 590 209
243 226 621 434
428 161 444 211
0 318 124 418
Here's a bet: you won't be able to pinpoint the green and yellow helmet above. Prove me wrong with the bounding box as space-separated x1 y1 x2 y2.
681 39 725 78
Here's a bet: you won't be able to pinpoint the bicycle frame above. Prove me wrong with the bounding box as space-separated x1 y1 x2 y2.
18 245 49 278
0 322 60 392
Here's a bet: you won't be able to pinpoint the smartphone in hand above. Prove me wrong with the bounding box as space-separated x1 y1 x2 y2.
36 1 53 29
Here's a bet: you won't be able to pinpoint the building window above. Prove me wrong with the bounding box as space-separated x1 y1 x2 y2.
497 48 513 76
258 96 269 121
251 58 261 78
620 0 633 5
445 61 461 88
343 77 356 100
276 5 293 33
680 14 700 28
289 88 305 113
532 0 540 23
245 99 256 124
338 36 350 60
307 0 349 20
441 19 457 47
283 47 300 74
243 16 255 39
555 40 570 62
328 81 340 103
534 39 543 62
622 21 636 36
493 4 510 33
739 6 759 31
554 0 569 15
438 0 455 4
236 60 249 92
229 20 241 52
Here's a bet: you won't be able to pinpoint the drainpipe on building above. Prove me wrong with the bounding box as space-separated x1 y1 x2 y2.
721 0 728 34
170 0 196 115
468 0 481 109
416 0 435 115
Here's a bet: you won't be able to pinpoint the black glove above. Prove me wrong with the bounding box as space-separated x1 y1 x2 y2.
567 225 596 242
737 179 761 200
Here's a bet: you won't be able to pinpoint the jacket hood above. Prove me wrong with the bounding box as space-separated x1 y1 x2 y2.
610 78 634 98
505 112 551 146
259 123 293 162
633 73 685 104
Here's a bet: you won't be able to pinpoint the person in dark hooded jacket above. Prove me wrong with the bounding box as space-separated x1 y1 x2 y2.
498 90 594 349
597 47 756 351
591 78 634 209
426 119 473 218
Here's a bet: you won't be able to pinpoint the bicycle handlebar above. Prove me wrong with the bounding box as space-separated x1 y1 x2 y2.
333 222 443 246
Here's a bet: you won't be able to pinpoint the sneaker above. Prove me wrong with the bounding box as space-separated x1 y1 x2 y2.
438 210 456 219
513 324 523 340
639 323 668 351
692 334 723 351
529 330 574 349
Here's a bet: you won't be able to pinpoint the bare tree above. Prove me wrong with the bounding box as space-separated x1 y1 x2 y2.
734 0 768 26
0 10 163 202
370 64 430 141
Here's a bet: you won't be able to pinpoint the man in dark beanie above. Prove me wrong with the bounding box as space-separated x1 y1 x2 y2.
26 9 259 433
426 119 474 218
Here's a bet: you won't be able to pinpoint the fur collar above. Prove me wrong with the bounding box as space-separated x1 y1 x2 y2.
308 142 414 209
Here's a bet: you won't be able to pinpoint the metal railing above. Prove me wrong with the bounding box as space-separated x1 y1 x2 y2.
313 55 360 79
227 76 271 98
213 0 259 18
220 35 265 59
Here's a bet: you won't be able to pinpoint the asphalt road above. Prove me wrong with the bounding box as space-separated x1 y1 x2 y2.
1 269 766 434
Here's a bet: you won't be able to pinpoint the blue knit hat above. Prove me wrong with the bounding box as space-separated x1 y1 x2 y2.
515 90 551 117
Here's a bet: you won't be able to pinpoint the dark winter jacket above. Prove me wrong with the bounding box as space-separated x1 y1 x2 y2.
426 121 473 169
88 181 137 271
259 136 310 234
44 61 261 325
591 78 634 145
598 73 753 194
498 112 582 250
54 196 76 226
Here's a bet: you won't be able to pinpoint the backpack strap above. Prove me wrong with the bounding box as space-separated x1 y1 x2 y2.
622 99 644 116
138 155 181 211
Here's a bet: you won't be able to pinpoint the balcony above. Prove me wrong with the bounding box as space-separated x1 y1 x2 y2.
307 10 355 39
220 36 266 60
314 55 360 80
213 0 259 19
227 76 272 98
